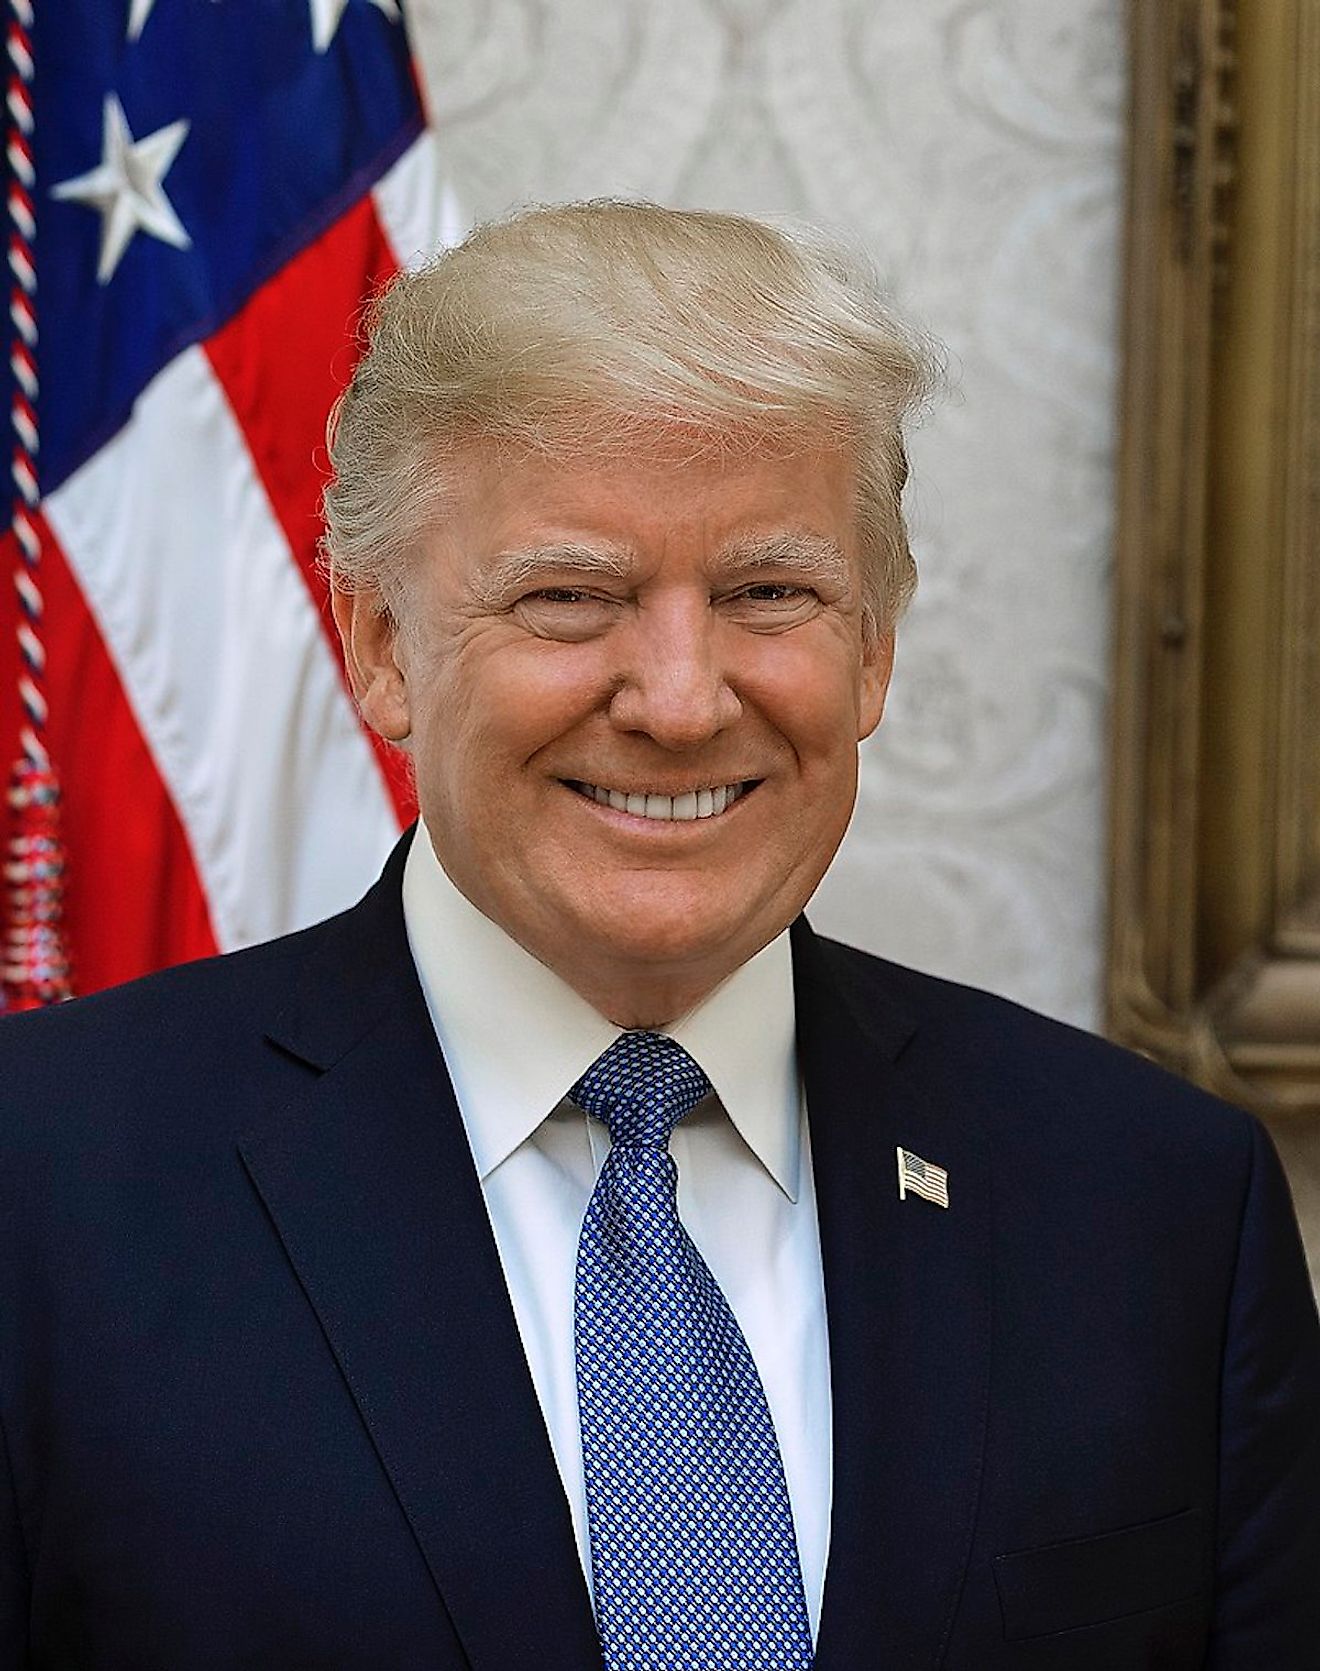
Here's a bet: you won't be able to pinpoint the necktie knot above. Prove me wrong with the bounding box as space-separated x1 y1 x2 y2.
570 1030 712 1148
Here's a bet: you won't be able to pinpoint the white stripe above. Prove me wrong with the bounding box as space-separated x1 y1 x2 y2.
371 124 464 270
44 346 400 951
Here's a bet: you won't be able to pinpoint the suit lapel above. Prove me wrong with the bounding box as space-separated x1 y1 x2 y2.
794 921 993 1670
239 843 601 1671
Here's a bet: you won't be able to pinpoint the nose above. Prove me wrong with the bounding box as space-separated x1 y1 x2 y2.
606 594 742 749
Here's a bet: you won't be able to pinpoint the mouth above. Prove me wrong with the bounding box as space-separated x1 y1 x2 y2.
562 778 760 822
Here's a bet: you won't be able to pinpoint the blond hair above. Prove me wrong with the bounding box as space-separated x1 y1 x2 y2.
322 200 937 626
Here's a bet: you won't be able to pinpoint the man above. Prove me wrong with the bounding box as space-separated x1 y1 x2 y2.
1 202 1317 1669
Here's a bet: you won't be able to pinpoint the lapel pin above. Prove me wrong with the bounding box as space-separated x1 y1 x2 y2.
897 1146 949 1209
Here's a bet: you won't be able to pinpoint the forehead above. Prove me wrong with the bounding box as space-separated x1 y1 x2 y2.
437 429 862 560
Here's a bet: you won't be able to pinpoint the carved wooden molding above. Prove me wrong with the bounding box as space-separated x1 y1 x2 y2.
1107 0 1320 1117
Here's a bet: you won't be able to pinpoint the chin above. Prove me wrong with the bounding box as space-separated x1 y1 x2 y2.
571 892 769 973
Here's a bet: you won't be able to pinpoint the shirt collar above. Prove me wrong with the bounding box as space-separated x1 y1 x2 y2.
401 822 802 1201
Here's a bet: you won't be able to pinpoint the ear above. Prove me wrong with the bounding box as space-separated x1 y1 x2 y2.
330 581 412 743
857 623 895 742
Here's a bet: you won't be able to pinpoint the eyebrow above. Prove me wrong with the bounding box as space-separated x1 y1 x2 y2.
708 533 852 585
476 531 852 605
476 542 634 605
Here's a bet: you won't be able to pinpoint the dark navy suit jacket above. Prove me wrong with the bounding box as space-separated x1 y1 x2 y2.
1 839 1318 1669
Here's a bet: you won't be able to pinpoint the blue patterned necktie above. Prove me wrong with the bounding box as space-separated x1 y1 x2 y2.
572 1030 814 1671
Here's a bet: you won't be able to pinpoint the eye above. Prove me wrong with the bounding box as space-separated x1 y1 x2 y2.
739 583 807 602
512 586 620 641
727 581 817 609
527 587 591 604
720 579 822 631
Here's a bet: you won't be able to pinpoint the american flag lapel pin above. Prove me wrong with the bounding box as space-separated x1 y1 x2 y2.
897 1146 949 1209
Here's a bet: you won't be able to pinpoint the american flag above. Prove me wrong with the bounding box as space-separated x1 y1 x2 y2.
0 0 453 1008
896 1147 949 1209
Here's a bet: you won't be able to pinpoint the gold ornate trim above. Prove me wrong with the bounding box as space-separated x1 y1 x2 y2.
1107 0 1320 1117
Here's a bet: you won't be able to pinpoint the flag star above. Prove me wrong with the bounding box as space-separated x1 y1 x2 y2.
308 0 400 54
127 0 157 41
51 95 191 285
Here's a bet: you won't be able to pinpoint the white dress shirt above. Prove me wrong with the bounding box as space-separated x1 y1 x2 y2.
401 822 832 1638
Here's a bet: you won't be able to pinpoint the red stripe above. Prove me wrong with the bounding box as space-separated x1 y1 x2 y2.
205 195 416 826
0 516 219 996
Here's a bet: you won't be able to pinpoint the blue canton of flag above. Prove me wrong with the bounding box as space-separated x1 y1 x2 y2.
38 0 422 495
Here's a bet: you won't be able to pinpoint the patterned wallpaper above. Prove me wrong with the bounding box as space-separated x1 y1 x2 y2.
406 0 1125 1029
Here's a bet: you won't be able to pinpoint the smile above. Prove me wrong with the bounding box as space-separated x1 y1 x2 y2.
564 780 756 821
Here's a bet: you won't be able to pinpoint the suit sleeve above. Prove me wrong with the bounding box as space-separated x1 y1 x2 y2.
1207 1117 1320 1668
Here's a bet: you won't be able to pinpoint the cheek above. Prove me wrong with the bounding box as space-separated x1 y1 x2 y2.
416 646 608 779
514 644 615 727
741 640 864 762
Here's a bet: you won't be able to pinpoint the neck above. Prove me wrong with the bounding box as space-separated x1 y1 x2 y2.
539 950 737 1031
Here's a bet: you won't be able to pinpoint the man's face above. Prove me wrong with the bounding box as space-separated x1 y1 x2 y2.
338 431 893 1022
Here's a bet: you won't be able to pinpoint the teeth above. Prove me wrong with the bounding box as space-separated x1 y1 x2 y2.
574 781 747 821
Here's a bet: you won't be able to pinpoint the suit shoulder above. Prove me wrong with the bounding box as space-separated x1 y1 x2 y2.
809 929 1256 1166
3 913 329 1040
0 909 351 1131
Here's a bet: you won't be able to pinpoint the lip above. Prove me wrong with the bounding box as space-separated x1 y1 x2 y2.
561 777 762 827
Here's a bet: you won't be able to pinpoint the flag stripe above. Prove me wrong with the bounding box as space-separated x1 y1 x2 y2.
372 126 458 272
204 192 416 827
0 517 219 988
43 344 400 953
